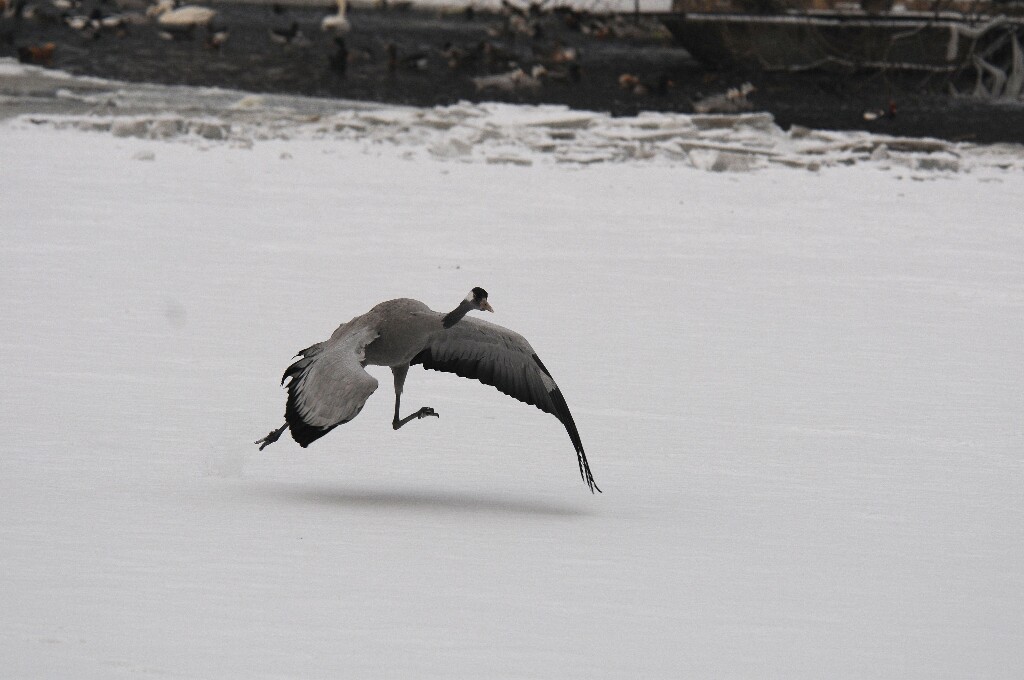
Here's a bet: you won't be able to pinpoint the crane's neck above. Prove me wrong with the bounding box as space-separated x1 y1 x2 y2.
442 300 474 328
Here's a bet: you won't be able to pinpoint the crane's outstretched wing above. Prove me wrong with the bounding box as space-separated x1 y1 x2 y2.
281 323 379 447
411 316 600 493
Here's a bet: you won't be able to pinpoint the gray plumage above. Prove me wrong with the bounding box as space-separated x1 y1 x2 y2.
257 288 600 493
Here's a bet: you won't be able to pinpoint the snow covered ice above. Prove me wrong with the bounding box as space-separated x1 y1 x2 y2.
2 60 1023 678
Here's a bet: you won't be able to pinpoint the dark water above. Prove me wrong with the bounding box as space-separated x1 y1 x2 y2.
3 2 1023 142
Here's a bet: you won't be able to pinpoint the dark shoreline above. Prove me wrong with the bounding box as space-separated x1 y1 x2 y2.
4 2 1024 144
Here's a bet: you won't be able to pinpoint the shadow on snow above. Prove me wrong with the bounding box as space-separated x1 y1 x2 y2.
250 482 591 518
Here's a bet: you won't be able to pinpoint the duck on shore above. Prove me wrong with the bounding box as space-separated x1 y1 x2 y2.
269 3 309 46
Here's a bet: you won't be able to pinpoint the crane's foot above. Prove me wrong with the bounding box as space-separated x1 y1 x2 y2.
393 407 439 430
256 423 288 450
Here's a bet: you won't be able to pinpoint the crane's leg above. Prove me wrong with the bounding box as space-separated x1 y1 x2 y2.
391 364 439 430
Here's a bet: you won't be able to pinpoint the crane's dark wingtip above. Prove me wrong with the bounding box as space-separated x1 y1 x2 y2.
284 406 337 448
579 446 601 493
548 387 600 494
284 384 339 448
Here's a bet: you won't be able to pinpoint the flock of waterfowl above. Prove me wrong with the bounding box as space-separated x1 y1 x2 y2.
2 0 347 52
3 0 697 104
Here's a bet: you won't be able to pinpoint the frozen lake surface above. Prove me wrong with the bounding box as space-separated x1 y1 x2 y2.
2 61 1023 678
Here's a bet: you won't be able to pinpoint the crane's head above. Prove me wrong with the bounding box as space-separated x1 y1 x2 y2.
444 287 493 328
467 287 494 313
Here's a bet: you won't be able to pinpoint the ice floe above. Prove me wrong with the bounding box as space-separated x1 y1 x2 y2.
3 58 1023 174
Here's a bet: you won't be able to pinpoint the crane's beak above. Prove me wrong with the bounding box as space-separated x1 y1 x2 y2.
481 300 494 313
